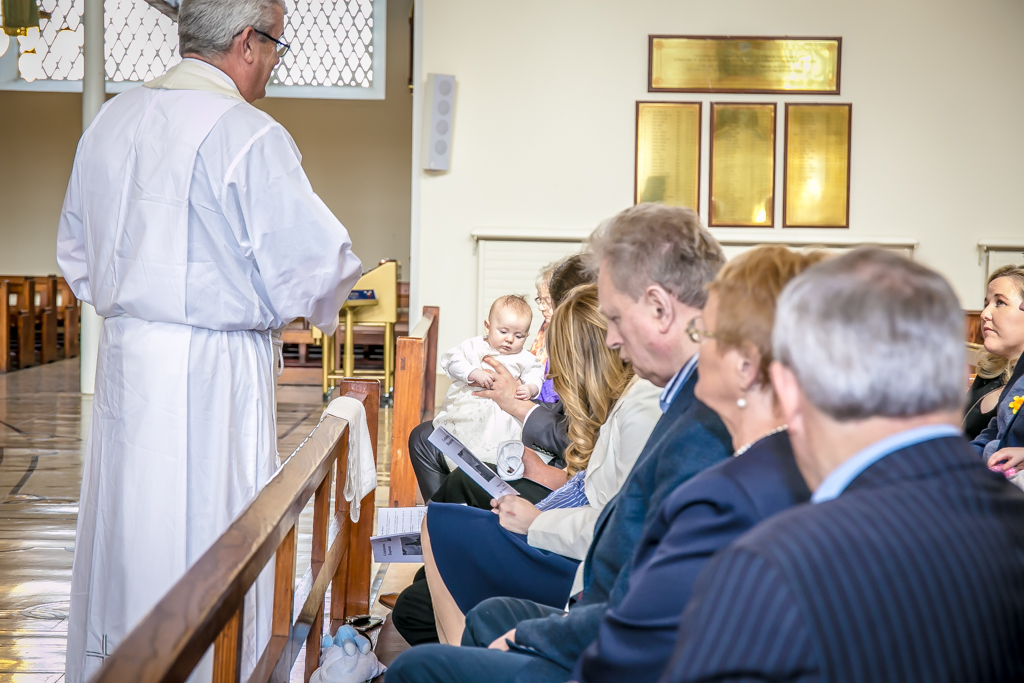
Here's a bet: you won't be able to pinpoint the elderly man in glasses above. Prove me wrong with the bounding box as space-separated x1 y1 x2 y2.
58 1 361 681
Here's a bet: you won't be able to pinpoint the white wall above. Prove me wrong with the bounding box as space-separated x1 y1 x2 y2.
412 0 1024 355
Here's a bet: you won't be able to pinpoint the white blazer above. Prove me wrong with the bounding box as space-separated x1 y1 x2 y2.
526 376 663 561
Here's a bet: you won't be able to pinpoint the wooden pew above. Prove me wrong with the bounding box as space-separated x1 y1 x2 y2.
389 306 440 508
91 378 381 683
58 277 81 359
36 276 60 364
2 278 38 370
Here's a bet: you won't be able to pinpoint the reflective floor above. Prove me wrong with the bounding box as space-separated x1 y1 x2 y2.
0 361 393 682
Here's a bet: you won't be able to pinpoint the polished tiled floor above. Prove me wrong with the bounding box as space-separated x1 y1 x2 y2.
0 360 395 682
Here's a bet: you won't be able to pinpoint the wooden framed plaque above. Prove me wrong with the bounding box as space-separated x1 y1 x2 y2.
649 36 841 94
634 102 702 210
784 103 852 228
709 103 776 227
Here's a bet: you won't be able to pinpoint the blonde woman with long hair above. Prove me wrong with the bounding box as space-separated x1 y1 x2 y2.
420 284 663 645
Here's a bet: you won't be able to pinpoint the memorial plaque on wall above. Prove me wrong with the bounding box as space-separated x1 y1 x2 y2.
709 103 776 227
784 104 852 227
649 36 841 94
635 102 702 209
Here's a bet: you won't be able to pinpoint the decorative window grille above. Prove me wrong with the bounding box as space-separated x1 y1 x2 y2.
272 0 374 88
0 0 384 97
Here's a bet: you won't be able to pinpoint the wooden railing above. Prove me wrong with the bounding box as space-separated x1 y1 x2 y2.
388 306 440 508
91 378 380 683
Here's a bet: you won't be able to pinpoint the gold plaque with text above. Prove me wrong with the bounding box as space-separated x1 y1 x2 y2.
635 102 702 210
784 104 851 228
710 103 776 227
650 36 841 94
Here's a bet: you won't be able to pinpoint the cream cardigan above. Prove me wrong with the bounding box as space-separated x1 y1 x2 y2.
526 377 663 564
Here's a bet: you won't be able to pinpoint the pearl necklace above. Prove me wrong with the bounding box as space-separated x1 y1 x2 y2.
734 425 788 457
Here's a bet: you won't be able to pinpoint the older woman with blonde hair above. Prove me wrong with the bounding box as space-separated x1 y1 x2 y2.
421 283 663 645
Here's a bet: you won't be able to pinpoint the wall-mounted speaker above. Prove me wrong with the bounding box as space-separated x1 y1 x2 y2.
422 73 455 171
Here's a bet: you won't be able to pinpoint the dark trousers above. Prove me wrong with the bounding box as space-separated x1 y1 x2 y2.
409 420 450 501
391 484 555 645
385 598 568 683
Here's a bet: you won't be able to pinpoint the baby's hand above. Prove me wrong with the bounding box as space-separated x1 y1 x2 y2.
468 369 494 389
514 383 538 400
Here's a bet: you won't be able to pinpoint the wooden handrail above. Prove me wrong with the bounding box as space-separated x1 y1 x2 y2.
389 306 440 507
91 378 380 683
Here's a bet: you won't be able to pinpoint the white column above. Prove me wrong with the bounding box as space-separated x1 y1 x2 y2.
78 0 104 394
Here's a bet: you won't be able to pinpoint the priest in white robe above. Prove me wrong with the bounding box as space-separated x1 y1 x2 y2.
56 0 362 679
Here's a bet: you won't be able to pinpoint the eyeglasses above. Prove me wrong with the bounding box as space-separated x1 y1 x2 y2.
686 316 716 344
251 27 291 57
535 296 553 309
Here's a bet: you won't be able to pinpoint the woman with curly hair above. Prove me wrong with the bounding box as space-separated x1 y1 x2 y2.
418 283 663 645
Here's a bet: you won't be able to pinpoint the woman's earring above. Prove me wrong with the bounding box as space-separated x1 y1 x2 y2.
737 397 747 409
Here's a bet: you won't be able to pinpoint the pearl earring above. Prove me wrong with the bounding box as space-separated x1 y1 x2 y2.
737 397 747 409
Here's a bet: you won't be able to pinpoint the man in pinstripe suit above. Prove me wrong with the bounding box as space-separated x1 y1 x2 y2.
663 248 1024 683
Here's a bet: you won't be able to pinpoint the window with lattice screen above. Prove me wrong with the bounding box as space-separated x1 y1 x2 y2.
0 0 384 97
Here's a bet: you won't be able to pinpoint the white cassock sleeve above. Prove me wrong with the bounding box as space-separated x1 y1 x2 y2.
222 123 362 333
55 145 93 305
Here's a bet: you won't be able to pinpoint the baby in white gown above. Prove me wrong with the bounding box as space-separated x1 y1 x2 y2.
433 295 545 465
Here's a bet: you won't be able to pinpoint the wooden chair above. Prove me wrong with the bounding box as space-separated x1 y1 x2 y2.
91 378 380 683
389 306 440 508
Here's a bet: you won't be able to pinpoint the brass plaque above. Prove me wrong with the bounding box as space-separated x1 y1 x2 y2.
635 102 701 209
710 103 776 227
650 36 841 94
784 104 851 228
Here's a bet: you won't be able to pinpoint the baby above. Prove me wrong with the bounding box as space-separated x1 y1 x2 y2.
433 294 545 464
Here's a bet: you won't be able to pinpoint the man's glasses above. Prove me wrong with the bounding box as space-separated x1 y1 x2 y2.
251 28 290 57
686 317 716 344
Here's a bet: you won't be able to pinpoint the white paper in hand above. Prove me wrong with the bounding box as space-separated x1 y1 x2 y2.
428 426 520 499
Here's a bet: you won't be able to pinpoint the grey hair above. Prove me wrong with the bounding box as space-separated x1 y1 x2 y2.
773 247 965 421
178 0 286 58
585 204 725 307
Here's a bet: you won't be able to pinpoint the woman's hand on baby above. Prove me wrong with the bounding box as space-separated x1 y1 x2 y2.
468 369 494 389
473 357 534 421
491 495 542 534
988 447 1024 476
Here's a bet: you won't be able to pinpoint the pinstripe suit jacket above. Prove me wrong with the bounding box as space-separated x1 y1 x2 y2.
662 435 1024 683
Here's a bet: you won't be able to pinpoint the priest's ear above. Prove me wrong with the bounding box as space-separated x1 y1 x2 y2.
238 27 260 64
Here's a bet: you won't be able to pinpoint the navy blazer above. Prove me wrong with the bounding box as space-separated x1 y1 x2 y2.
663 435 1024 683
514 368 731 669
573 432 810 683
972 354 1024 452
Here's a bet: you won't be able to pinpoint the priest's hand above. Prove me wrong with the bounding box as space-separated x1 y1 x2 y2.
473 357 533 421
491 495 542 534
489 628 516 651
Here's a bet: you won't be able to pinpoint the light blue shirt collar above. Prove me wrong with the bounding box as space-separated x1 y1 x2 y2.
811 424 962 503
658 353 698 413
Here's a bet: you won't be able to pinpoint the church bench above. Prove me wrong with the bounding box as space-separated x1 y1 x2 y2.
388 306 440 508
91 378 381 683
1 275 78 372
2 278 37 371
